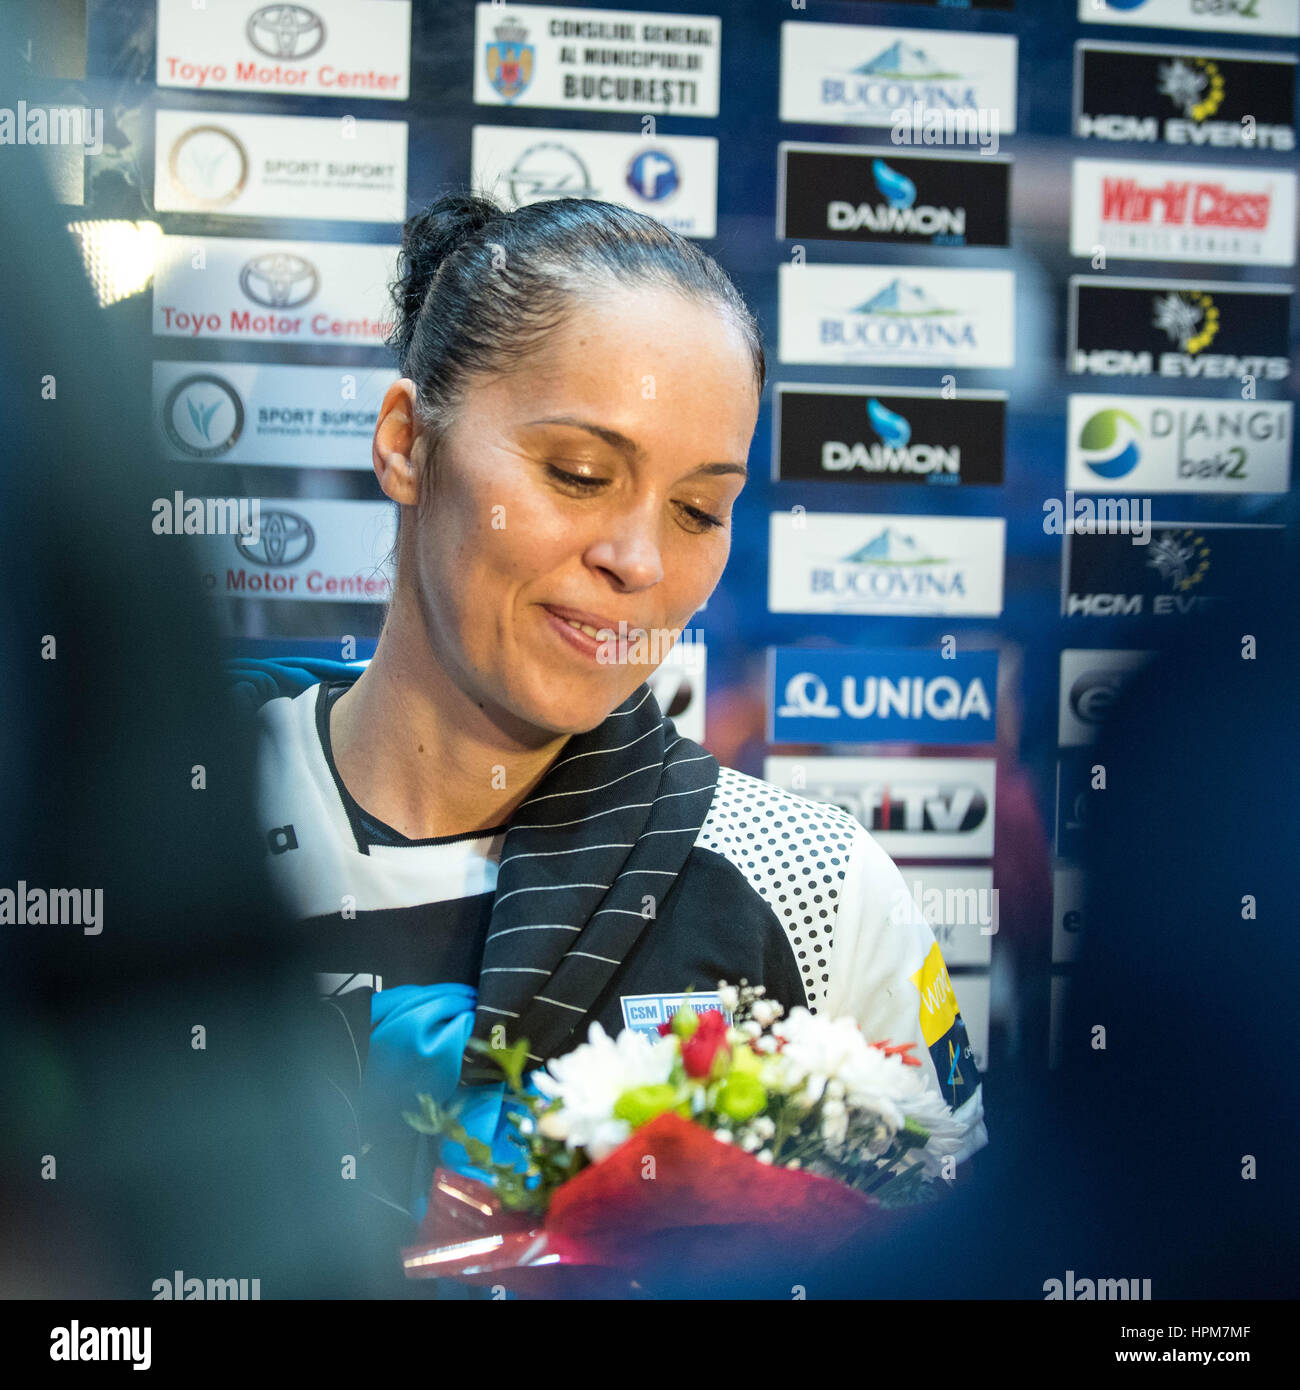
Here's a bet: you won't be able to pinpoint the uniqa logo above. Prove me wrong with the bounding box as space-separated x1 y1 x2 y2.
778 672 993 723
246 5 327 61
239 252 319 308
162 374 244 458
236 509 315 567
1079 408 1142 479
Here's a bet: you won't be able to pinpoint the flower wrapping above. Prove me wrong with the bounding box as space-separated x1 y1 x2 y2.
402 1111 898 1297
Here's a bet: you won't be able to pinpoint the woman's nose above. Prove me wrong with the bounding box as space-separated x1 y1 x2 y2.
583 514 665 592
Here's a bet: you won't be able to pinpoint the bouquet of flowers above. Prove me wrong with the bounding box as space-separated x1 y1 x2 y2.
401 981 966 1296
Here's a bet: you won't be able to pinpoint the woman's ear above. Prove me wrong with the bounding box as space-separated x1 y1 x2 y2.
372 377 422 505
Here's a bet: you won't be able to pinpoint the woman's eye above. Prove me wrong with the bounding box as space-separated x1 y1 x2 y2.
679 502 724 531
545 463 605 490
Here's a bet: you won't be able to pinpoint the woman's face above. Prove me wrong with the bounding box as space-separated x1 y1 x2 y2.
383 285 759 738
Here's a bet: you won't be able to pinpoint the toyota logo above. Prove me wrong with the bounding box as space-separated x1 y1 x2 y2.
236 509 315 567
246 5 327 61
239 252 320 308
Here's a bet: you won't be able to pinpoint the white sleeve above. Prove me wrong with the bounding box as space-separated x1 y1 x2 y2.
823 822 988 1166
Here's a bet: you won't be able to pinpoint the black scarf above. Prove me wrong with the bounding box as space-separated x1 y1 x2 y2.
459 682 719 1082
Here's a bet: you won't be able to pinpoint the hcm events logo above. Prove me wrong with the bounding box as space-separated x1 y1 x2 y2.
1075 41 1295 151
768 512 1005 617
779 265 1015 368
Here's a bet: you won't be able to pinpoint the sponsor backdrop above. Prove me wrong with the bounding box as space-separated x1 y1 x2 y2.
47 0 1298 1074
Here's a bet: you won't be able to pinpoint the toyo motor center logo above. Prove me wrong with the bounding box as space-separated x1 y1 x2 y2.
1078 407 1142 479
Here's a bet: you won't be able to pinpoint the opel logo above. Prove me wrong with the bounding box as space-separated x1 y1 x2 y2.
246 4 327 61
239 252 320 308
237 509 315 567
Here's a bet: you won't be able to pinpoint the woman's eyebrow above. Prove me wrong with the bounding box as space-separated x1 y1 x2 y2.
524 415 747 477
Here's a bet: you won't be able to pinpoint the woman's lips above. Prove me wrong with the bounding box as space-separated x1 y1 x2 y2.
540 605 644 664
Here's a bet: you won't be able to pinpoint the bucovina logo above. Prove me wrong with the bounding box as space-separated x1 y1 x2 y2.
163 374 245 459
246 4 327 61
824 277 967 354
486 15 535 103
1078 408 1143 479
239 252 320 309
168 124 250 209
812 526 968 606
236 509 315 566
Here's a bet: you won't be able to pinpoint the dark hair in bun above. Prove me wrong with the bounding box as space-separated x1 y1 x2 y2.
386 189 765 485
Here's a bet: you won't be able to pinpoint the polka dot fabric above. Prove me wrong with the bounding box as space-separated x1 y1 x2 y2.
695 766 860 1015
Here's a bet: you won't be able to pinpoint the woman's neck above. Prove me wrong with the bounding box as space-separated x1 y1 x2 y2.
328 596 572 841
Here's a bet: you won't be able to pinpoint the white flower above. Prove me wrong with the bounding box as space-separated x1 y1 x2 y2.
752 1000 779 1027
537 1109 569 1141
821 1107 848 1148
756 1150 773 1165
718 984 740 1013
739 1131 762 1153
750 1115 776 1141
771 1008 877 1106
530 1021 677 1160
825 1078 846 1101
714 1129 733 1145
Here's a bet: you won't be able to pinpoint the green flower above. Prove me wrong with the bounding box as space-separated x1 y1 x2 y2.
613 1083 681 1129
715 1071 767 1122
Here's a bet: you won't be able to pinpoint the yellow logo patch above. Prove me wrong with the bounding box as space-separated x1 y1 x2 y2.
909 940 958 1047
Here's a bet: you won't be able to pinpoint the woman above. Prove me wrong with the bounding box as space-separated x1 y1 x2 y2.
235 192 987 1282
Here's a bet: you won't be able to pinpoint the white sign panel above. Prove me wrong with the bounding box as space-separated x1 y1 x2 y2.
194 498 396 603
152 361 397 469
154 110 408 223
779 264 1015 368
471 125 717 237
899 866 996 967
763 755 997 860
152 235 397 346
473 3 721 117
768 512 1005 617
1067 394 1291 495
1078 0 1300 39
646 638 707 744
1071 157 1297 267
780 22 1017 131
156 0 412 100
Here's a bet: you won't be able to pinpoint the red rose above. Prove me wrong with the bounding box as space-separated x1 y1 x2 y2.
680 1009 731 1079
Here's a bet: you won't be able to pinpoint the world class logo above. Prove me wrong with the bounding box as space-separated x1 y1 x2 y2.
235 509 315 567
